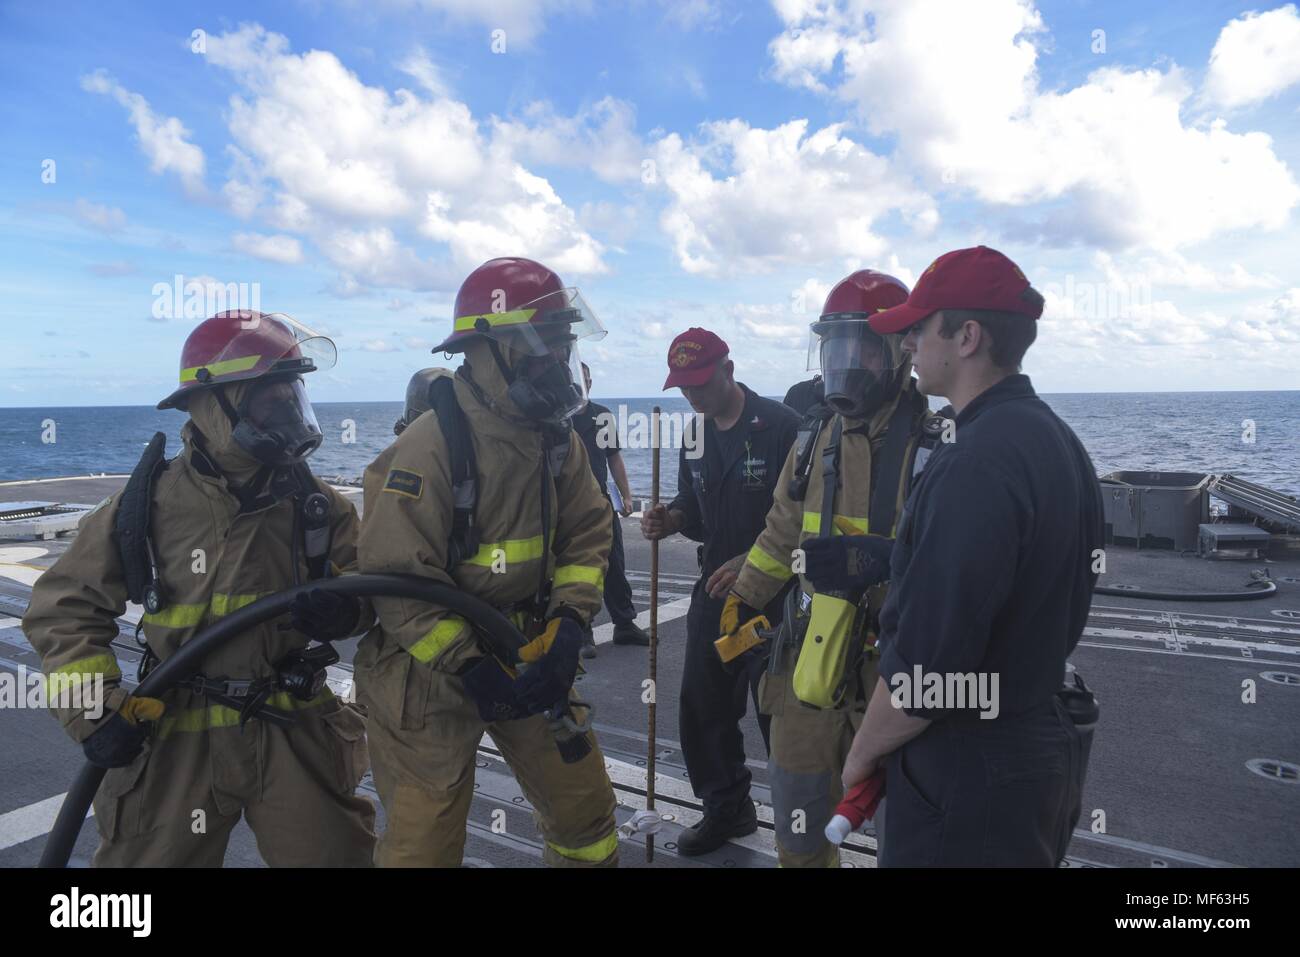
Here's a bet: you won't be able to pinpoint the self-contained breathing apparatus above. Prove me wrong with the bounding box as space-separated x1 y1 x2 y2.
397 369 595 762
768 392 948 709
114 432 340 730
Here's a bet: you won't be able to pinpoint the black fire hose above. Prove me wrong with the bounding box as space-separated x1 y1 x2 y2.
1094 579 1278 602
38 573 585 868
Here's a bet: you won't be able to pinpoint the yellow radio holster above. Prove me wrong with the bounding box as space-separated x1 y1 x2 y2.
791 591 861 708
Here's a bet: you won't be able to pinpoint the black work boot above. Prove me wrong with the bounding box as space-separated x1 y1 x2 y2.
580 627 597 659
675 800 758 857
612 622 650 646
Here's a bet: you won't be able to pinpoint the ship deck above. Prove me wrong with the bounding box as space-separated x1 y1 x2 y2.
1 475 1298 868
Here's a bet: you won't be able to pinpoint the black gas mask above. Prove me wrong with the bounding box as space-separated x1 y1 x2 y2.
487 336 585 426
811 320 905 420
219 377 324 466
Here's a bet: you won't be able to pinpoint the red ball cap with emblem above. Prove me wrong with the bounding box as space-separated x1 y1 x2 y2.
868 246 1042 335
663 328 729 390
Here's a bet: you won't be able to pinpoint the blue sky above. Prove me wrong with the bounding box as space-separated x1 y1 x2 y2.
2 0 1299 406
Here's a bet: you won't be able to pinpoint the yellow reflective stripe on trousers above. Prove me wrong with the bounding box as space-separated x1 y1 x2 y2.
745 543 792 581
462 536 545 568
156 689 334 739
546 829 618 864
553 564 603 590
141 593 263 628
453 308 537 332
800 513 868 535
407 615 469 663
179 354 262 383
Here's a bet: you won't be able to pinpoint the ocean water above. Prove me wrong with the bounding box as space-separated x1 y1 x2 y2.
2 391 1297 499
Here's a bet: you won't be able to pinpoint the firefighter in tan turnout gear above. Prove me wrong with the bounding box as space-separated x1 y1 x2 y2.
23 311 377 867
717 271 943 867
356 257 620 867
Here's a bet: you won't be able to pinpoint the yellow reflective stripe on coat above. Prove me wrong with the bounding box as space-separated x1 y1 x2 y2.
553 564 604 590
452 308 537 332
209 593 261 617
407 615 469 663
745 543 792 581
800 513 868 535
141 593 263 628
462 536 545 568
43 653 121 696
179 354 262 383
156 689 333 739
546 830 618 864
142 602 207 628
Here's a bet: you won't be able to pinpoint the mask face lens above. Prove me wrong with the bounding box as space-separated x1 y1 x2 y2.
238 377 322 463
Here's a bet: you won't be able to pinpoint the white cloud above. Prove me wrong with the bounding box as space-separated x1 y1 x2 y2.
202 25 605 292
661 0 723 30
406 0 588 47
360 338 400 352
71 199 126 233
398 48 453 99
80 70 206 196
491 97 646 184
1093 250 1281 294
232 232 304 264
1205 4 1300 108
767 0 1300 251
651 118 936 275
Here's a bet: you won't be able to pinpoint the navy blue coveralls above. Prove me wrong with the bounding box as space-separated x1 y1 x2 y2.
669 384 799 816
876 374 1104 866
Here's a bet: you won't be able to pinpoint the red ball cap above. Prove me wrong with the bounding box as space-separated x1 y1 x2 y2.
869 246 1042 335
663 328 729 390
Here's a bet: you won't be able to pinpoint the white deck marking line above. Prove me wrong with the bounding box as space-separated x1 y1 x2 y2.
0 793 93 851
475 736 876 865
592 595 693 645
1070 829 1239 868
1077 640 1299 666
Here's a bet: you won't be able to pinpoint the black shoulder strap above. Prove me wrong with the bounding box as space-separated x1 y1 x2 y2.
788 403 833 501
114 432 169 610
867 389 926 537
430 376 480 569
291 463 333 581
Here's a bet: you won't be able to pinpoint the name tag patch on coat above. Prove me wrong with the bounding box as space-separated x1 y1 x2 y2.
384 468 424 499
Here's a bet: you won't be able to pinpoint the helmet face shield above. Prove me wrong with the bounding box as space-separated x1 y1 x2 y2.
206 312 337 378
808 318 907 418
456 287 607 357
232 376 323 465
505 334 590 423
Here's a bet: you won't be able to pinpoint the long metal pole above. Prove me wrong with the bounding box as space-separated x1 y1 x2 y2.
647 405 660 863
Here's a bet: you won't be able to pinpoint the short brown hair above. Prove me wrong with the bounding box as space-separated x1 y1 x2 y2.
937 305 1039 371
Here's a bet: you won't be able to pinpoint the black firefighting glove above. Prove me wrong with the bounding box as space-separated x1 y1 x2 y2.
513 610 585 715
462 655 530 723
802 531 895 593
290 588 361 642
82 695 164 769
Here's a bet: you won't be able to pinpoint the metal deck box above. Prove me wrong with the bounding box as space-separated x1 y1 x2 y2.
1099 471 1210 551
